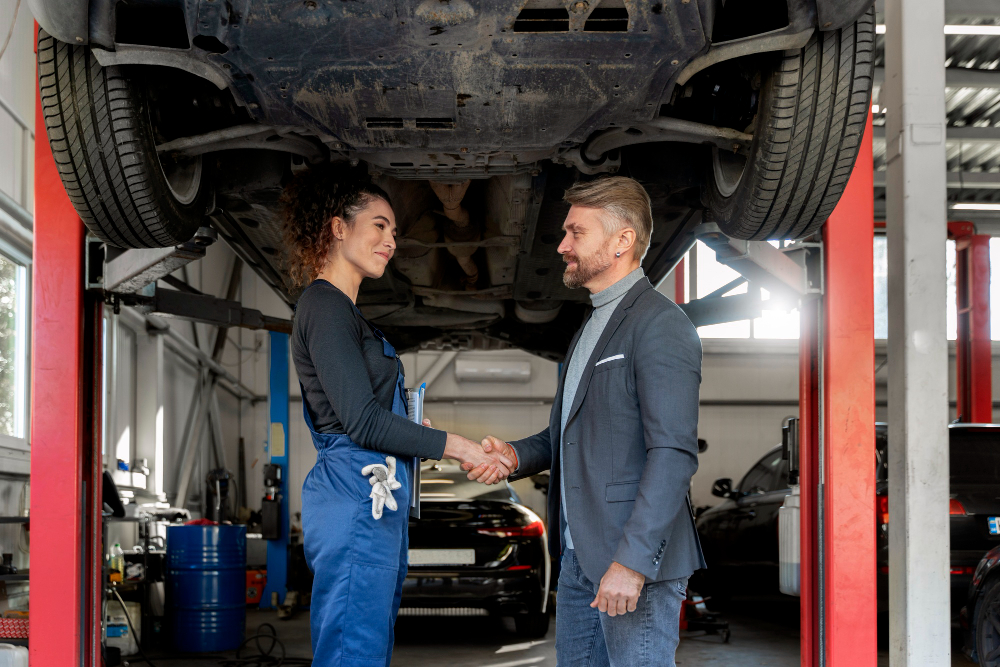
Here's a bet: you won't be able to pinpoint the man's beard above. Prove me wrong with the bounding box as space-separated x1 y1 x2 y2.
563 246 614 289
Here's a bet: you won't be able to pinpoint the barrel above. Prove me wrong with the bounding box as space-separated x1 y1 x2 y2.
166 525 246 652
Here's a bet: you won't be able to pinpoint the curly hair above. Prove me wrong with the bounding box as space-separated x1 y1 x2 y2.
281 163 392 287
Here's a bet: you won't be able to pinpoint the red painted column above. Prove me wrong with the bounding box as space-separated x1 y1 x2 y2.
799 295 821 667
950 222 992 423
674 257 686 304
822 114 876 665
29 47 96 664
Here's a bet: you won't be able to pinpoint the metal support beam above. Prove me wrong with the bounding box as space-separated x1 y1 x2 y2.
875 66 1000 90
416 350 459 390
822 112 876 666
949 222 993 423
122 285 292 334
884 0 951 663
102 229 215 293
695 224 810 302
678 292 763 328
261 332 291 608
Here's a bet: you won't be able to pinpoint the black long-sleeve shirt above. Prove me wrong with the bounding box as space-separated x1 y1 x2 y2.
292 280 446 459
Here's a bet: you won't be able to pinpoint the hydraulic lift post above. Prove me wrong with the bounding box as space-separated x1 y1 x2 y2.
30 73 104 665
799 112 877 666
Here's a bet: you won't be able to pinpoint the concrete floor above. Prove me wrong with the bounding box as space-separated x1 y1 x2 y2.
140 601 978 666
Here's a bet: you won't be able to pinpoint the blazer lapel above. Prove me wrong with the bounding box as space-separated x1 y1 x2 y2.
564 278 653 427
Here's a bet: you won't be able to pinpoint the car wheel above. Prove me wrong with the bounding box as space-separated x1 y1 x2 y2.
37 31 212 249
514 612 550 639
977 577 1000 665
705 9 875 241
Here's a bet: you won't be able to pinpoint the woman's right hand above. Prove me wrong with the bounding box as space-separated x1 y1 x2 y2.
443 432 512 484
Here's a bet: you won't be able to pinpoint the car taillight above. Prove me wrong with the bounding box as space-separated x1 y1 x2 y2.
949 498 967 516
877 492 889 526
477 520 545 538
951 566 976 575
507 564 533 571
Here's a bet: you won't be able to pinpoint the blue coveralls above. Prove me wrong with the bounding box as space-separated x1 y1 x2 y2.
301 319 413 667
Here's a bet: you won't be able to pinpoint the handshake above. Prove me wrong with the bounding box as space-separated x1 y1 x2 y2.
439 427 516 485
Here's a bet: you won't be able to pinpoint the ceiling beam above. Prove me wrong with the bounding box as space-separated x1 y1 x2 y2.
875 66 1000 89
873 125 1000 144
874 171 1000 189
874 0 999 19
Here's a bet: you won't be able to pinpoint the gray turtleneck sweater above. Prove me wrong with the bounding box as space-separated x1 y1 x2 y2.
560 267 646 550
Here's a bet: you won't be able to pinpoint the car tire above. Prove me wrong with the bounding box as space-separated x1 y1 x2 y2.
37 31 212 249
514 612 550 639
705 9 875 241
976 576 1000 665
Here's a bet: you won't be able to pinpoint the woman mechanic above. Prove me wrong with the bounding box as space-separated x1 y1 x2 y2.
283 165 513 666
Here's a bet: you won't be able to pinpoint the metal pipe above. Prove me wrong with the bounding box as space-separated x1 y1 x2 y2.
416 350 459 389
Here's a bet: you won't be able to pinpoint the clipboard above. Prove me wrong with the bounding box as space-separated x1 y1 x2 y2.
405 383 426 519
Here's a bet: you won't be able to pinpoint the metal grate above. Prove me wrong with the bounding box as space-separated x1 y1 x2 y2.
513 8 570 33
585 7 629 32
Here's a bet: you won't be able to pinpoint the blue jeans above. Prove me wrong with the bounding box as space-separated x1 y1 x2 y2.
556 549 688 667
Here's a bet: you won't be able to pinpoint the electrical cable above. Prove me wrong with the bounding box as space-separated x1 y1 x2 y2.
110 587 157 667
213 623 312 666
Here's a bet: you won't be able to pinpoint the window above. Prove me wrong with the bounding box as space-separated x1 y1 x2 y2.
738 449 788 495
875 236 1000 340
0 246 30 464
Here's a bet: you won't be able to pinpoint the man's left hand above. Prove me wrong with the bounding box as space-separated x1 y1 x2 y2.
590 562 645 617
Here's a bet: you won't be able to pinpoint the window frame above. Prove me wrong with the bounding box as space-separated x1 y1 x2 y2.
0 236 31 468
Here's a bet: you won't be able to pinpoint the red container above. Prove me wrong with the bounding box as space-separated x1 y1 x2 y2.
246 570 266 605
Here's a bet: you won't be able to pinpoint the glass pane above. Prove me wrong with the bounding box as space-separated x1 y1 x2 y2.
0 255 21 438
874 236 888 339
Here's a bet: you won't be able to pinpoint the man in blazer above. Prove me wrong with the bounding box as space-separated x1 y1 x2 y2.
465 176 706 666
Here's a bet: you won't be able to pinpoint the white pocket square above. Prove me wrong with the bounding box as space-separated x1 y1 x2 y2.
596 354 625 366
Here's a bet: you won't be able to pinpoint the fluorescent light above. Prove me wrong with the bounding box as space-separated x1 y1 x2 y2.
872 104 881 113
952 203 1000 211
945 24 1000 36
877 24 1000 36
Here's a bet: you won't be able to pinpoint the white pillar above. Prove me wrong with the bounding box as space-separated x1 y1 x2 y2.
135 329 165 497
883 0 950 664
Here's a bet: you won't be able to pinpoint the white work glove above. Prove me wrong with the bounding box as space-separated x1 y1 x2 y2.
361 456 402 520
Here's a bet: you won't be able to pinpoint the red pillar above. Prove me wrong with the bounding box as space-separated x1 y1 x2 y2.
822 114 876 665
30 43 101 665
949 221 992 423
799 295 821 667
674 256 686 304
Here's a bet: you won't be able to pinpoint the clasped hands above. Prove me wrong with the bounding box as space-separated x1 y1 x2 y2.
436 424 514 485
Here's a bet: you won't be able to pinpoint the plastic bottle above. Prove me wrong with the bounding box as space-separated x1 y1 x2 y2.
109 543 124 582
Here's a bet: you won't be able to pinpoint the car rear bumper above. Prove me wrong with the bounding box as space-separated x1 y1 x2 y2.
401 568 545 615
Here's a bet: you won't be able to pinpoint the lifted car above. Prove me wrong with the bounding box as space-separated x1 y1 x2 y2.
32 0 874 357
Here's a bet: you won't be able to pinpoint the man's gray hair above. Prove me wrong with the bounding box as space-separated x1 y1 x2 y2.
563 176 654 260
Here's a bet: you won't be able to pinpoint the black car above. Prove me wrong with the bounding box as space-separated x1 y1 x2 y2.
32 0 873 358
696 424 1000 611
401 462 551 638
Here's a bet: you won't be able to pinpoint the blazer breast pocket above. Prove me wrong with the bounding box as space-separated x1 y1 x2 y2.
606 481 640 502
593 355 627 374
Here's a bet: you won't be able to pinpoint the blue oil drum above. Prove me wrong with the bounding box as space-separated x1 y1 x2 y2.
166 525 246 652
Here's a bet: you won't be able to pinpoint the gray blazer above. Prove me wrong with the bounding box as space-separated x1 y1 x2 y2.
511 277 707 584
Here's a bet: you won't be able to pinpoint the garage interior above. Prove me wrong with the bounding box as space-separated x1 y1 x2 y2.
0 0 995 665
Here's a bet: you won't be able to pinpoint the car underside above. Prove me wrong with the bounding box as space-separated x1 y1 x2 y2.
32 0 874 358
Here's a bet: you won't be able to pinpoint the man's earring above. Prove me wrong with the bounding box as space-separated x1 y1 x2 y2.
616 251 621 258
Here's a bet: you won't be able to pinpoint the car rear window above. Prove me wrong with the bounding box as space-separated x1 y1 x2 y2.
950 430 1000 484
